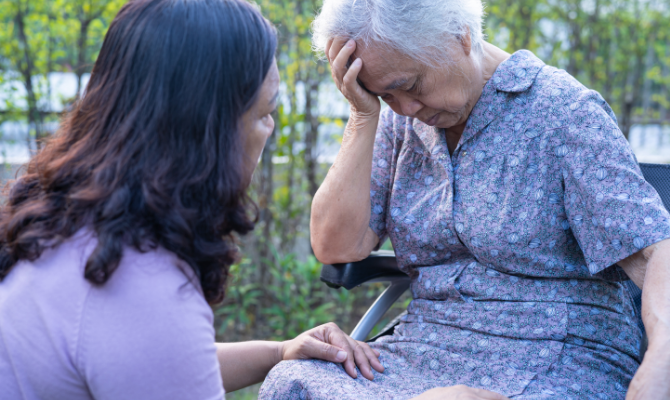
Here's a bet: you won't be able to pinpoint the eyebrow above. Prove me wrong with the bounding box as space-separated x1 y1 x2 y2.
366 77 416 97
384 78 410 91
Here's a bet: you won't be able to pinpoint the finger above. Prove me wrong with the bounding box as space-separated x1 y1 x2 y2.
328 36 349 66
360 343 384 373
342 58 369 101
303 336 348 363
325 38 333 63
323 325 358 379
331 39 356 83
351 340 374 380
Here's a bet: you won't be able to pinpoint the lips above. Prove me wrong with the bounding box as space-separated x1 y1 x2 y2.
425 113 439 126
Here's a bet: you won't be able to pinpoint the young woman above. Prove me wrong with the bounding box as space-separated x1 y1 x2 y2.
0 0 383 398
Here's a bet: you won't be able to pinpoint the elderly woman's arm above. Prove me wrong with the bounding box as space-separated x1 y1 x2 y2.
311 38 382 264
618 238 670 399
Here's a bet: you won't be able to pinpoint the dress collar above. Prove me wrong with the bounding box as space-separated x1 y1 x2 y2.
489 50 546 93
412 50 546 156
460 50 546 146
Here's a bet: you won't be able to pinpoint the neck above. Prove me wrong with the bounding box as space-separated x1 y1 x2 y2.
480 42 511 84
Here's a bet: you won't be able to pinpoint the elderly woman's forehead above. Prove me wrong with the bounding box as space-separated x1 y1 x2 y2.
355 43 420 77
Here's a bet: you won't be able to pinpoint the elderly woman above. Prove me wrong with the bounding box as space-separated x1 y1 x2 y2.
258 0 670 399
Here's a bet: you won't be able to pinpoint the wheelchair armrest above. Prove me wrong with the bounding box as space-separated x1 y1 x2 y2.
320 250 406 290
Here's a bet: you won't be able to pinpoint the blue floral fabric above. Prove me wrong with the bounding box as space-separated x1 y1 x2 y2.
259 51 670 399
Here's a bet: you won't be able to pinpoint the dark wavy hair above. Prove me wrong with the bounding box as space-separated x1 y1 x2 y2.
0 0 277 304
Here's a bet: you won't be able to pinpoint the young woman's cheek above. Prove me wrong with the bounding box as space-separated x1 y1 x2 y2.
266 114 275 133
255 118 274 165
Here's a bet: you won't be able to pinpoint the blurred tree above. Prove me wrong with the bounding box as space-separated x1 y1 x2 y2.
487 0 670 137
0 0 123 149
250 0 334 280
0 0 54 147
57 0 124 98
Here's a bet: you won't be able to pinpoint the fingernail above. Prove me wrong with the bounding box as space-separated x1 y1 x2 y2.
336 351 347 361
348 40 355 47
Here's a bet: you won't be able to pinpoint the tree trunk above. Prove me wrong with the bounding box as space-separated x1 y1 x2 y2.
257 110 278 288
566 19 582 77
75 19 91 99
303 80 320 199
620 49 645 139
661 43 669 121
585 0 600 83
14 8 43 150
640 33 655 123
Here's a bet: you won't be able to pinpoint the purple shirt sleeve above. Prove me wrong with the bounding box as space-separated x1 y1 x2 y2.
561 92 670 275
77 246 225 400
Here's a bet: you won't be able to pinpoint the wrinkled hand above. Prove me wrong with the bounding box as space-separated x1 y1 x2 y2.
280 322 384 380
411 386 512 400
626 338 670 399
325 38 380 119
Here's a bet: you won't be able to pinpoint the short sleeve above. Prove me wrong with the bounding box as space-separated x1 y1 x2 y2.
369 107 396 248
78 248 224 400
560 92 670 275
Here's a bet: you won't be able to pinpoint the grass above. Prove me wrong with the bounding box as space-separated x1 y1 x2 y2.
227 383 262 399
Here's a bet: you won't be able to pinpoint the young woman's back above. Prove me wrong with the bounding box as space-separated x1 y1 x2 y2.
0 229 223 399
0 1 386 398
0 0 274 397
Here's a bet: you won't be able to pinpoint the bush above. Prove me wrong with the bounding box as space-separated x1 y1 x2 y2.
213 247 410 342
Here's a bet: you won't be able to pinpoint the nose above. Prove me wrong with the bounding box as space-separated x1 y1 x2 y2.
399 98 423 117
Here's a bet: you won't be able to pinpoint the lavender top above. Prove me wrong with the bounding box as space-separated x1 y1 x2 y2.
0 229 224 400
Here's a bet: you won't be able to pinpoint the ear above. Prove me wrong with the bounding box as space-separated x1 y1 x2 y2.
460 26 472 56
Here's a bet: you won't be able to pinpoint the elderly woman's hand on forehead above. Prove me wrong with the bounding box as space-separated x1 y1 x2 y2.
325 38 380 119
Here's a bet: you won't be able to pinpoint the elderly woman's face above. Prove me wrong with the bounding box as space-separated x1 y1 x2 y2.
354 41 482 130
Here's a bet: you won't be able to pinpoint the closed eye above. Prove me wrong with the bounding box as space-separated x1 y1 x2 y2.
408 77 422 95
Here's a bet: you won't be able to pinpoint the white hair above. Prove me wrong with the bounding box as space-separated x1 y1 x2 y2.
312 0 485 68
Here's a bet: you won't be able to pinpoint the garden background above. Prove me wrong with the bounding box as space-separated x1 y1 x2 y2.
1 0 669 397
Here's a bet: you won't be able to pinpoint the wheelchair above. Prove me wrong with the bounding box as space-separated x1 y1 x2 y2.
320 163 670 356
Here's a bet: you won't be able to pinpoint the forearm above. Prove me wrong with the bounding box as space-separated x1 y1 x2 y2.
641 239 670 350
216 341 282 393
310 112 379 263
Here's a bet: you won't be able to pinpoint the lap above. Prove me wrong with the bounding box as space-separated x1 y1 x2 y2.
259 326 633 400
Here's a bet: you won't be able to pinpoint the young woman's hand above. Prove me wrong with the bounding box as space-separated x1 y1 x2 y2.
411 386 512 400
325 38 380 119
280 322 384 380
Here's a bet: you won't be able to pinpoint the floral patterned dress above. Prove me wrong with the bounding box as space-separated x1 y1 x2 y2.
259 51 670 400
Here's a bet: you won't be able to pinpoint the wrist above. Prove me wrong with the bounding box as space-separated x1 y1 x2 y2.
350 107 380 123
276 340 289 364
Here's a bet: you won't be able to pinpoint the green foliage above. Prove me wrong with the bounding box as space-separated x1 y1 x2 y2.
486 0 670 136
0 0 125 145
214 242 410 342
262 252 337 339
215 250 356 341
226 383 263 400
